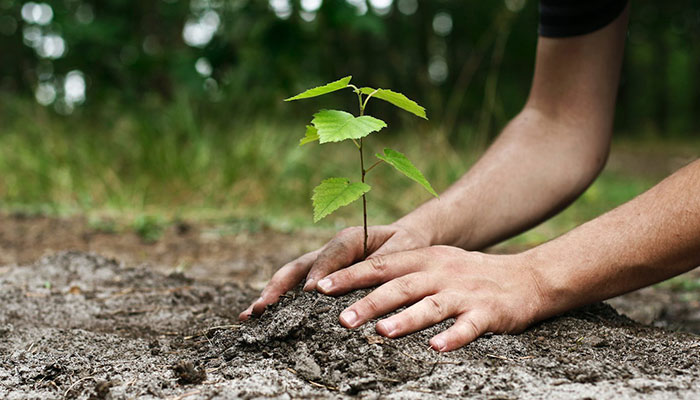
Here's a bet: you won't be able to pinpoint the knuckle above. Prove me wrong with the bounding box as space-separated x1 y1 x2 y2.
266 281 282 294
338 226 361 239
362 295 381 314
328 240 351 260
313 252 339 272
430 245 465 257
290 260 307 271
366 255 388 274
393 276 414 298
259 285 273 298
464 318 481 340
425 295 445 317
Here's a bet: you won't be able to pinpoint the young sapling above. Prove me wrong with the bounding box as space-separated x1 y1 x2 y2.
286 76 437 258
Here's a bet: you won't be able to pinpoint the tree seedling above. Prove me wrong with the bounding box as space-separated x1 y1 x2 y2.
286 76 437 257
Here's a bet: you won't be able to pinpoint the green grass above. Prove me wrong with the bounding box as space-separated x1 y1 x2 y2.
0 97 688 248
0 97 467 232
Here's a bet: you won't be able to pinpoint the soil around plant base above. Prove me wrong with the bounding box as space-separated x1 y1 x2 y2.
1 252 699 399
2 212 699 334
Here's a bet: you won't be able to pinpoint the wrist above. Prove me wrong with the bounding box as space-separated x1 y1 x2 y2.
517 248 566 323
392 207 441 246
520 241 597 323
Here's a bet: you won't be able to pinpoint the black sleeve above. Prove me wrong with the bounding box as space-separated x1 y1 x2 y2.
539 0 628 38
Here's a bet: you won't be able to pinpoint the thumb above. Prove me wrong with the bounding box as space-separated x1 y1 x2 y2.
370 232 427 259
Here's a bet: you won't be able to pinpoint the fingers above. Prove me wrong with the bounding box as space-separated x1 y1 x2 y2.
337 272 434 329
316 249 427 295
375 292 459 338
429 312 490 352
303 226 397 290
302 227 364 291
240 224 403 321
238 250 319 320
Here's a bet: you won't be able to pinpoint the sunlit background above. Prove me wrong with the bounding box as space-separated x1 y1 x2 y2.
0 0 698 245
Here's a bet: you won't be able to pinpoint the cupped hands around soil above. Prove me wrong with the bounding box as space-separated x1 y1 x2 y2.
1 251 699 399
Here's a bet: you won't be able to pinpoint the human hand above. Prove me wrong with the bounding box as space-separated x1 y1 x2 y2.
238 223 432 320
314 246 545 351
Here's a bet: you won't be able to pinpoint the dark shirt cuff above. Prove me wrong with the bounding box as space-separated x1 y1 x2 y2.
539 0 628 38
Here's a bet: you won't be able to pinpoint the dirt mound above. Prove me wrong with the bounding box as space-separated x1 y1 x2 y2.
1 252 699 399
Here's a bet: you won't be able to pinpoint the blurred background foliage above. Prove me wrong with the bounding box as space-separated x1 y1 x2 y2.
2 0 699 134
0 0 698 242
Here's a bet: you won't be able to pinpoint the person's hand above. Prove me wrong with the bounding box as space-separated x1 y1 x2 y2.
238 223 432 320
314 246 546 351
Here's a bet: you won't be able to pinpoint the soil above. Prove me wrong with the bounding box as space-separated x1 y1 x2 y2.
2 251 699 399
2 212 699 334
0 212 328 288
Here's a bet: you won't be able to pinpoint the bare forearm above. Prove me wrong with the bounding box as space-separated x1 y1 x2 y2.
396 11 627 251
397 108 608 250
527 159 700 319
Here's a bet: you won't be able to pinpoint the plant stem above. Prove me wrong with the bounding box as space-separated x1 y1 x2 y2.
362 89 379 110
365 159 384 175
357 93 369 259
359 138 368 259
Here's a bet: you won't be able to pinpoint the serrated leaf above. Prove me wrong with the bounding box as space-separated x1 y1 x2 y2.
285 76 352 101
312 178 371 222
376 148 437 197
311 110 386 143
299 125 319 146
360 88 427 120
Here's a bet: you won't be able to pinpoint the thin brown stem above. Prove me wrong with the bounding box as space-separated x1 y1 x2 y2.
359 139 368 259
365 159 384 175
357 90 369 258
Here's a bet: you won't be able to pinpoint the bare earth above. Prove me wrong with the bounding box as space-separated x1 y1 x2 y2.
1 214 699 399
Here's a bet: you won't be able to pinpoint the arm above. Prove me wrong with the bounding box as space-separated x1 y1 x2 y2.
398 7 628 249
528 159 700 318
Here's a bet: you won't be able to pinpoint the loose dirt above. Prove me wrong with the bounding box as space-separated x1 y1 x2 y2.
2 212 699 334
1 251 699 399
0 212 327 287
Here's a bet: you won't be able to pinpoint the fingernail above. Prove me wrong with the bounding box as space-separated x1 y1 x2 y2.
377 320 397 337
340 310 358 327
303 280 314 291
431 337 447 352
317 278 333 292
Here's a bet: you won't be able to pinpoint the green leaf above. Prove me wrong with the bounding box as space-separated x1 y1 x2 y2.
376 148 438 197
312 178 371 222
311 110 386 143
285 76 352 101
360 88 427 120
299 125 319 146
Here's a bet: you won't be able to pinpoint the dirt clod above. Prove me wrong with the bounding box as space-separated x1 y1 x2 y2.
172 360 207 385
87 380 113 400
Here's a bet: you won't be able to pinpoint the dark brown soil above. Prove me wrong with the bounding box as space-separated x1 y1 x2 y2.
0 212 327 287
2 212 699 335
2 251 699 399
